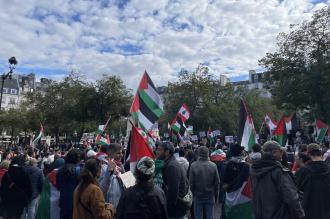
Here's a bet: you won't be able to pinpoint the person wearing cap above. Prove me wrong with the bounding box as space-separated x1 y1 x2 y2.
251 141 305 219
189 146 219 219
157 141 189 219
295 143 330 219
116 156 167 219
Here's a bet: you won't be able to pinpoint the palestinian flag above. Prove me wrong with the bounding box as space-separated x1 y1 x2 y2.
264 113 277 134
130 124 155 172
36 169 60 219
238 100 257 151
130 71 164 131
32 123 44 146
285 112 299 134
315 120 328 143
171 116 186 136
177 103 190 122
136 127 155 148
207 127 214 145
225 179 254 219
274 116 287 146
95 120 111 145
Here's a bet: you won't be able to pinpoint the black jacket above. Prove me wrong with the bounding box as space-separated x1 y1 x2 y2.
251 156 305 219
189 159 220 202
163 155 189 217
295 161 330 219
25 165 44 199
0 165 32 210
116 183 167 219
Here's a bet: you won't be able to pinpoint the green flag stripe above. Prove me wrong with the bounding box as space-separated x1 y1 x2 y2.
138 90 163 118
247 131 256 151
317 128 328 143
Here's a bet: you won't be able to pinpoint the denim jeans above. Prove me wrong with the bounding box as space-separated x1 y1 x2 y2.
194 199 214 219
21 197 39 219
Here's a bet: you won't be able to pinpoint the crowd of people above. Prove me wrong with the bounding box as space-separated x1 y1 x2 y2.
0 138 330 219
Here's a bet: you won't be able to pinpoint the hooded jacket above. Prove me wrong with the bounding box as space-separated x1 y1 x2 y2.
295 161 330 219
251 155 304 219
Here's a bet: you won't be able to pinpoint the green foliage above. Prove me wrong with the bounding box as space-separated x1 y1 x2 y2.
162 65 279 136
260 7 330 123
8 71 132 145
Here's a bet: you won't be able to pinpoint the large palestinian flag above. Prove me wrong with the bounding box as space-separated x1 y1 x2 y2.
274 116 287 146
130 71 164 131
238 100 257 151
315 120 328 143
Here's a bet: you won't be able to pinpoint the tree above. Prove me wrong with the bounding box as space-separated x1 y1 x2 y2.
22 72 132 145
162 65 278 136
260 7 330 123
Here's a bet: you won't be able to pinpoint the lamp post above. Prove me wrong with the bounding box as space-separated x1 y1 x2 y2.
0 57 17 110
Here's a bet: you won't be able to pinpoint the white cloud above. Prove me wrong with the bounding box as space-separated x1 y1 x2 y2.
0 0 328 89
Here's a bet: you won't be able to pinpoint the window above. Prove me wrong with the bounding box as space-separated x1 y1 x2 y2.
2 88 7 93
11 89 17 94
9 98 15 105
254 74 259 83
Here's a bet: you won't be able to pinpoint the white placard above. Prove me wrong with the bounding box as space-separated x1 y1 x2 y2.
191 135 198 141
225 136 234 143
118 171 136 188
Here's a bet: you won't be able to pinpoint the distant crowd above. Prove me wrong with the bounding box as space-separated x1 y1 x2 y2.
0 137 330 219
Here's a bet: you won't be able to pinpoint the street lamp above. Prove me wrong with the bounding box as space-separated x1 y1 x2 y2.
0 57 17 110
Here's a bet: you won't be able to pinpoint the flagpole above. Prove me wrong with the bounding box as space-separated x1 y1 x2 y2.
259 119 265 136
102 116 111 132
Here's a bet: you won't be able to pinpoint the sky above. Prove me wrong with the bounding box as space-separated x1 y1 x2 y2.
0 0 329 89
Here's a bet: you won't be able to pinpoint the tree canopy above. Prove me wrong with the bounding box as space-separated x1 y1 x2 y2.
161 65 279 136
3 72 132 145
260 7 330 123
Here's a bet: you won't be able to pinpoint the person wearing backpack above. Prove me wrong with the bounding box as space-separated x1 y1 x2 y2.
295 143 330 219
116 156 167 219
0 154 33 219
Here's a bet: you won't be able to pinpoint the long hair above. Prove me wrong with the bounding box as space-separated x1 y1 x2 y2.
76 158 101 197
63 149 81 179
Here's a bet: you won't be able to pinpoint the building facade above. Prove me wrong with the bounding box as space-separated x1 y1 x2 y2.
231 70 271 98
0 73 50 110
